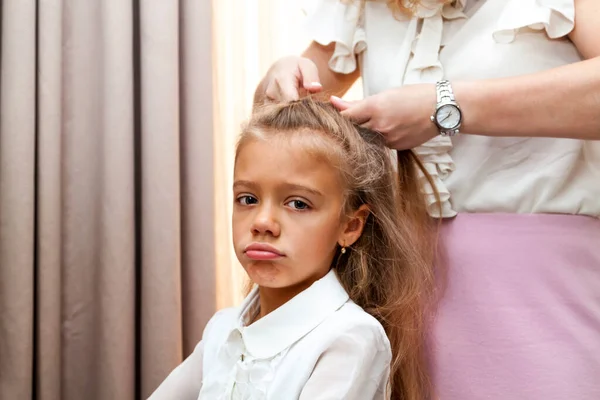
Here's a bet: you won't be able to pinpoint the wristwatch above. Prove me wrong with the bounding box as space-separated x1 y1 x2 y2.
430 80 462 137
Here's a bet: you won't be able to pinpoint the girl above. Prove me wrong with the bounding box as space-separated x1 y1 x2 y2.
148 98 439 400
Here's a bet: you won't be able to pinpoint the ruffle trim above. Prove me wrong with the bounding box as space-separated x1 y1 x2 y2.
413 136 456 218
492 0 575 44
303 0 366 74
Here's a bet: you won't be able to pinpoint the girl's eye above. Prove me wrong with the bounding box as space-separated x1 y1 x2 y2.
286 200 310 210
237 195 258 205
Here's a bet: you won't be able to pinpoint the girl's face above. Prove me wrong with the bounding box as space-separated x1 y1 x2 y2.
232 134 366 292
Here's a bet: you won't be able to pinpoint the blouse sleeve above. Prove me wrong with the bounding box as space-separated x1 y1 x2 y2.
493 0 575 43
147 311 225 400
299 323 392 400
303 0 367 74
146 340 205 400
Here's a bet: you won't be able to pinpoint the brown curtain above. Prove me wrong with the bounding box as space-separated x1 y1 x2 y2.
0 1 216 399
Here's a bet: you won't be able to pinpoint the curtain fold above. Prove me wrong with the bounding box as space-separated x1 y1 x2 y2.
139 0 183 394
0 2 37 400
37 0 65 398
0 0 215 399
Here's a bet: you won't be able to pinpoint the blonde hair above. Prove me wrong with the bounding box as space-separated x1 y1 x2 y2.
236 98 440 400
358 0 453 16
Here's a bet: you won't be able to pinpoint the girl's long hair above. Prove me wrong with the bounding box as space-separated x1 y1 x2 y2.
237 98 440 400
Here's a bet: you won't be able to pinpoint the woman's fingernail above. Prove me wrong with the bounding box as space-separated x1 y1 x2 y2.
310 82 322 87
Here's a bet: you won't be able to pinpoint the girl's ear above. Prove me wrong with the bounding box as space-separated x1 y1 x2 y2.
338 204 370 248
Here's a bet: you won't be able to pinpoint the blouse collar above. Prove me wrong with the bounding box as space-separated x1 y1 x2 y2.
232 269 350 360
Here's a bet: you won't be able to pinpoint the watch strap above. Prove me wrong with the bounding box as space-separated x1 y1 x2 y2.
436 80 456 104
434 80 461 137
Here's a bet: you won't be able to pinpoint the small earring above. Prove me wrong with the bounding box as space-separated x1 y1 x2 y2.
340 246 347 254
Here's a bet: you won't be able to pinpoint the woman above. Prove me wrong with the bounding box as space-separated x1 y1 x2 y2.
254 0 600 399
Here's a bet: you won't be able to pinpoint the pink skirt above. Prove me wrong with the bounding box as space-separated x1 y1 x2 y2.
429 213 600 400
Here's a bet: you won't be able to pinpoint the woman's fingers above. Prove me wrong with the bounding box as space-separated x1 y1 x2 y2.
330 95 351 110
264 77 299 102
333 96 372 125
298 58 322 92
277 76 301 101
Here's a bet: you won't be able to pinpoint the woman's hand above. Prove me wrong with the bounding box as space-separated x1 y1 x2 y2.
331 84 440 150
254 56 324 104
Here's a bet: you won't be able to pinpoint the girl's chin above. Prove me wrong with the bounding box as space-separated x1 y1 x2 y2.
244 262 284 286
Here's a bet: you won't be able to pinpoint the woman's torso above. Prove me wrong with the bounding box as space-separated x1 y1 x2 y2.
309 0 600 217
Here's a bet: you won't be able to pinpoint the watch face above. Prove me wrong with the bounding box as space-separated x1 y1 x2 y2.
436 104 461 130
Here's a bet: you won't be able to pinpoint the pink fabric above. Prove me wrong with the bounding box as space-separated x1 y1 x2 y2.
429 213 600 400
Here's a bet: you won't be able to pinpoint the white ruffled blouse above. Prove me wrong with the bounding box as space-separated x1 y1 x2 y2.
305 0 600 218
147 269 392 399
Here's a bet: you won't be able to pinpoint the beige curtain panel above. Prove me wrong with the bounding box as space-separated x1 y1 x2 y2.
0 1 216 399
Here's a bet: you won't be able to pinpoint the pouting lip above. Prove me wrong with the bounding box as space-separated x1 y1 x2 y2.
244 242 284 256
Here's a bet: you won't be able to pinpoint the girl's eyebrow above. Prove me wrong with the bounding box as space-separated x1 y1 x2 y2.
232 180 257 190
233 180 323 197
280 183 323 198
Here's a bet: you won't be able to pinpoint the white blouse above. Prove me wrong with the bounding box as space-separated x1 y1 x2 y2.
305 0 600 218
147 269 391 400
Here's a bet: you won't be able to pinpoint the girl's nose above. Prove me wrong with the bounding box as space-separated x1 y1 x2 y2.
250 206 281 237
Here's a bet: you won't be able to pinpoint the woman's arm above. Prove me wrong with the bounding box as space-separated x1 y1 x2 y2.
301 42 361 98
253 41 360 104
457 0 600 141
334 0 600 149
456 58 600 141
